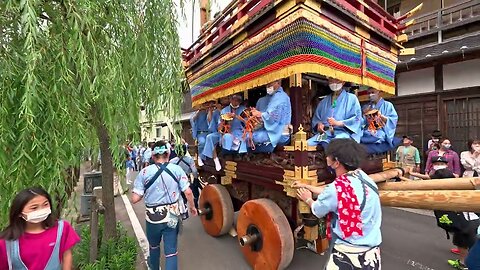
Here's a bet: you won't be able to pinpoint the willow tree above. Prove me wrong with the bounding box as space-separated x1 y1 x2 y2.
0 0 184 239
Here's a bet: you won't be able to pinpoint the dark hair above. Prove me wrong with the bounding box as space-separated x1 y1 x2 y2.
440 137 450 144
468 139 480 153
325 139 366 171
0 187 56 240
430 169 455 179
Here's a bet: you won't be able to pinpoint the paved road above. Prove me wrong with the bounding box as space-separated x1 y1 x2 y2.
120 171 457 270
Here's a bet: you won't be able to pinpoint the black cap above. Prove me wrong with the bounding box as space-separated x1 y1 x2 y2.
432 156 448 164
432 130 442 138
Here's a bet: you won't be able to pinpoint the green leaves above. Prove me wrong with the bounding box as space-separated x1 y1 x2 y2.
0 0 185 226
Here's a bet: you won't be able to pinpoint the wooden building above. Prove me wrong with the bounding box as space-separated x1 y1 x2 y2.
387 0 480 155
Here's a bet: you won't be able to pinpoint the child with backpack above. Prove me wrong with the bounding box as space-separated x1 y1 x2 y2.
0 187 81 270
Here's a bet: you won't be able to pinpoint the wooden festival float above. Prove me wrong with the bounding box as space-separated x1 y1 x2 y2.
182 0 480 269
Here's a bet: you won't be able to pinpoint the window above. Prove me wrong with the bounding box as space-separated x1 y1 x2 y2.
156 127 162 138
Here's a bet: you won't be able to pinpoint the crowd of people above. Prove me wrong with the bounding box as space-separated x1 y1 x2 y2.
395 131 480 269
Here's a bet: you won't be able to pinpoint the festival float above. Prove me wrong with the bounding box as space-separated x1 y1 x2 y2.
182 0 480 269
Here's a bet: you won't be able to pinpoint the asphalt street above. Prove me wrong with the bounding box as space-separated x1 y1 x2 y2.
122 185 457 270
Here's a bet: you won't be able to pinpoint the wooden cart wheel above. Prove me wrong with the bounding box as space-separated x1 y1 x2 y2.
198 184 234 237
237 199 294 270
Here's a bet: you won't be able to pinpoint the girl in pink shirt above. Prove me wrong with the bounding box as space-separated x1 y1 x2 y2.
0 187 80 270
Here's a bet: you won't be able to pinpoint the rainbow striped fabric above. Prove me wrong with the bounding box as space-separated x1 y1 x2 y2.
187 11 397 106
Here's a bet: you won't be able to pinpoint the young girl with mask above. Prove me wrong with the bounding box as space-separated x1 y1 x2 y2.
0 187 80 270
425 138 461 177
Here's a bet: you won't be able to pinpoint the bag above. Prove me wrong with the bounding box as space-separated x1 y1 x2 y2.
434 210 469 234
145 163 188 220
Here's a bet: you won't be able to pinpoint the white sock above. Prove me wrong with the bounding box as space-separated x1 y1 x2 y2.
197 157 204 167
214 157 222 171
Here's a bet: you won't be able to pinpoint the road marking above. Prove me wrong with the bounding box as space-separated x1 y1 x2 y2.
119 182 150 264
407 259 435 270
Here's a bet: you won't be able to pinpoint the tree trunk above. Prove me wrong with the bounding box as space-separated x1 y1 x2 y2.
91 104 117 240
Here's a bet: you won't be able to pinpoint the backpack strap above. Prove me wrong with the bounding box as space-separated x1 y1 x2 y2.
144 163 179 191
176 157 192 174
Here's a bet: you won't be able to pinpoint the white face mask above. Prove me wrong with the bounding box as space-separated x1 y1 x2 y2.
266 86 275 95
22 207 51 223
443 144 451 149
472 145 480 152
230 103 239 109
433 165 448 171
329 83 343 92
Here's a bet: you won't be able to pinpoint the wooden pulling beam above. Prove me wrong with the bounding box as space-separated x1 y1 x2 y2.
284 168 480 212
380 190 480 212
378 177 480 191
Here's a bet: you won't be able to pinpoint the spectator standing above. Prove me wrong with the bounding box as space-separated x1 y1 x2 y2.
460 139 480 177
0 187 81 270
425 138 461 177
396 135 421 174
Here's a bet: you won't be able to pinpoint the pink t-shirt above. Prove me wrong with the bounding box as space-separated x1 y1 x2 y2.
0 220 80 270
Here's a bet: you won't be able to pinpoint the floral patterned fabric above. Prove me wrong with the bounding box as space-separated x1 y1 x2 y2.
327 174 363 240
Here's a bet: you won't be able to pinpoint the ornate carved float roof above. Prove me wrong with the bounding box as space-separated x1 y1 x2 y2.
183 0 418 106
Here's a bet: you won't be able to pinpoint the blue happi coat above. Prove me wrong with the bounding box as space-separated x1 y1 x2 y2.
252 87 291 147
221 105 247 153
190 110 209 153
361 98 398 152
255 95 271 112
307 89 362 146
201 110 222 159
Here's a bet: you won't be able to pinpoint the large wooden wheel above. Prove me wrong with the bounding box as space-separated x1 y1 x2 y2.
198 184 234 237
237 199 294 270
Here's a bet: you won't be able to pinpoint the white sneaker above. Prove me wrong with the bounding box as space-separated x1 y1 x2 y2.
214 157 222 171
197 157 204 167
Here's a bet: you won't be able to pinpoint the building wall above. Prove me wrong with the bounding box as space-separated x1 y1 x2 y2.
443 59 480 90
396 67 435 96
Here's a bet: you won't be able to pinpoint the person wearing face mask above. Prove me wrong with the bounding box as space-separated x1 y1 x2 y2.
307 78 362 146
199 97 230 168
0 187 81 270
249 80 292 148
408 156 449 180
460 139 480 178
425 138 461 177
294 139 382 269
360 87 399 153
427 130 442 153
216 94 247 169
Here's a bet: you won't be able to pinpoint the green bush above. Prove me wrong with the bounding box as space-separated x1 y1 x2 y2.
74 220 137 270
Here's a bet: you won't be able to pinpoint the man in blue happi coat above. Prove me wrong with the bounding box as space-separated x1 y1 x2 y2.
255 94 271 112
360 87 399 153
198 97 229 168
307 78 362 146
250 80 292 149
201 95 246 171
190 102 210 158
